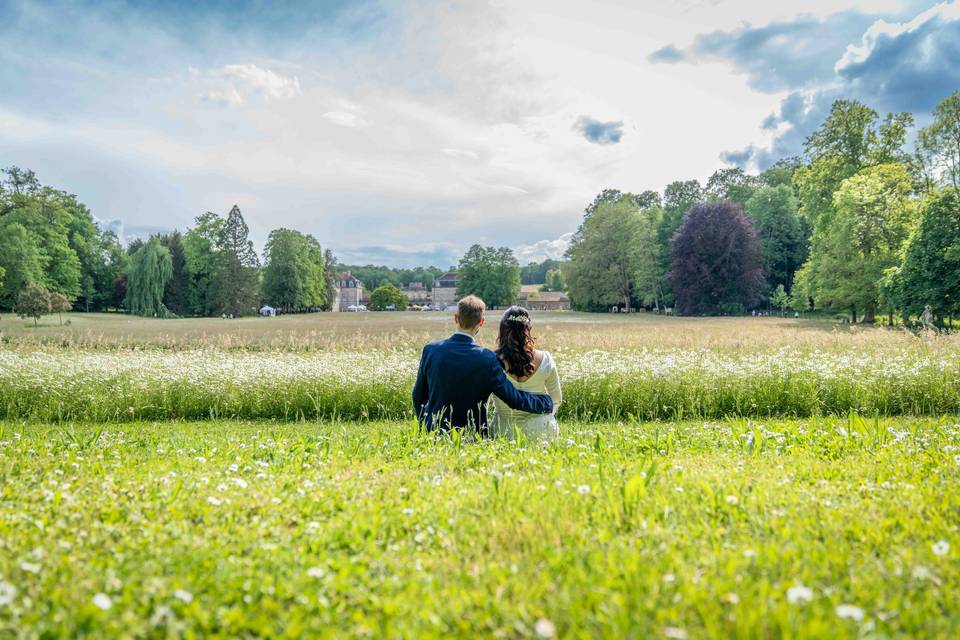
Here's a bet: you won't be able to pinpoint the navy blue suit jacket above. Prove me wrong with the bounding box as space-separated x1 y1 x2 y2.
412 332 554 431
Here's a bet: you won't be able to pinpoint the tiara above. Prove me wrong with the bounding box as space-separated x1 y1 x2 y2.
507 315 530 325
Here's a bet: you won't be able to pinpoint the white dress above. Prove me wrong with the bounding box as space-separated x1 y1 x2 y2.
490 351 562 443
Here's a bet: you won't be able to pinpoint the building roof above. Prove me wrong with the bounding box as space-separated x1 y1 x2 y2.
337 271 361 284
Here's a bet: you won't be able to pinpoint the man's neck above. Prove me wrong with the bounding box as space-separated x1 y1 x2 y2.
454 329 477 341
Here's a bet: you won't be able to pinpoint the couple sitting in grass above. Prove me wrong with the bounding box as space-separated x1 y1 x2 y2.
412 295 562 442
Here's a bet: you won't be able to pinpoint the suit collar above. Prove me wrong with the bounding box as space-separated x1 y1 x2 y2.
451 330 477 343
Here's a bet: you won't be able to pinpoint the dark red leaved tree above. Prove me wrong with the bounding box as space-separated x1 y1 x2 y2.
670 201 766 315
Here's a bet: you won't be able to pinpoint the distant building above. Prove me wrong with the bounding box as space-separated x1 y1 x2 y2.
332 271 363 312
517 289 571 311
402 282 431 306
432 272 460 309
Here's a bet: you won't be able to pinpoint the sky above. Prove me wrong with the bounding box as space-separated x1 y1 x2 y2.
2 0 958 267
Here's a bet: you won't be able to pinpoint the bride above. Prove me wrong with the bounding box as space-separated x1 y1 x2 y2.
489 306 561 443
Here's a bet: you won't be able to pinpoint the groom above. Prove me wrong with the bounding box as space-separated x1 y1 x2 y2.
412 295 553 432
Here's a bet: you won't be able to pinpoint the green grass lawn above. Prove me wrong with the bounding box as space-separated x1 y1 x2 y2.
2 417 957 638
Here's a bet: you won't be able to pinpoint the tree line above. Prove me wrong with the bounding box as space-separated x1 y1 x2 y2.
564 91 960 325
0 169 340 318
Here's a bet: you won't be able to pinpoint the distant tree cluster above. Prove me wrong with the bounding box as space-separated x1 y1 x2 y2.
0 168 337 319
564 91 960 323
520 259 561 285
0 167 127 314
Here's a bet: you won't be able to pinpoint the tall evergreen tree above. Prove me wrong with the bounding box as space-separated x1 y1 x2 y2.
213 205 261 316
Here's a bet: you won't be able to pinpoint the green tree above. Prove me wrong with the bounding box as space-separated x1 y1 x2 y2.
213 205 261 316
769 284 791 316
15 283 51 326
565 197 643 312
368 283 408 310
182 212 226 316
705 167 758 206
322 249 338 311
918 91 960 192
126 237 173 317
0 222 46 308
744 185 807 292
262 228 328 312
886 188 960 324
160 231 190 315
542 268 565 293
799 163 915 323
456 245 521 308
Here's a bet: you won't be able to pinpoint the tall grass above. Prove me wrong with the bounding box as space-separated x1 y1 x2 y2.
2 347 958 422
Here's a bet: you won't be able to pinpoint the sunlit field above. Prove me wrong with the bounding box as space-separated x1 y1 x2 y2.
1 312 958 637
1 312 959 423
1 418 958 638
2 310 952 351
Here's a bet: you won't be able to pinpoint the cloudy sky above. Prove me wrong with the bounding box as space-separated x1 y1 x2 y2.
2 0 958 267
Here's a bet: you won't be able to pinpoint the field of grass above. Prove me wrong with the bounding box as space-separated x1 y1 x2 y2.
1 312 958 637
1 417 958 638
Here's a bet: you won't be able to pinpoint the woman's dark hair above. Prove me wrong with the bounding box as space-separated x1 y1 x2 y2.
496 306 536 378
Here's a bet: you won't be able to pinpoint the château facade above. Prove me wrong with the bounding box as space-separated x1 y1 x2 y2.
332 271 363 311
432 272 459 309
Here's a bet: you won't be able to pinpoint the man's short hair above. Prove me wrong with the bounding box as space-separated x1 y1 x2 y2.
457 295 485 329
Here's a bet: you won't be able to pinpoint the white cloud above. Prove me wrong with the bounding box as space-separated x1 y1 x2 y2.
3 0 940 265
513 232 573 264
321 111 368 128
197 63 301 106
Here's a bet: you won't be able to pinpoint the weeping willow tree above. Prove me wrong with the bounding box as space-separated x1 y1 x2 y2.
125 236 174 317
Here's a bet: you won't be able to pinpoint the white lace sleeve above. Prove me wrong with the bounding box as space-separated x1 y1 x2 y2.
542 352 562 414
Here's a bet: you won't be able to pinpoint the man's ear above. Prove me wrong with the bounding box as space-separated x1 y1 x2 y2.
454 313 460 327
478 317 485 328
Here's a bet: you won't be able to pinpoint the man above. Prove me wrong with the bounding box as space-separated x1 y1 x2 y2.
412 295 553 432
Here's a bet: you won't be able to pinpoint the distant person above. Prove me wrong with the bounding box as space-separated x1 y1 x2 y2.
489 307 562 443
412 296 553 433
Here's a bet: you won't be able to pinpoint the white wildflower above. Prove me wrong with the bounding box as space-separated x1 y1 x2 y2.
932 540 950 556
19 562 41 574
786 584 813 604
207 496 222 506
534 618 556 638
174 589 193 604
725 495 738 505
0 581 16 606
662 627 688 639
93 593 113 610
835 604 864 621
307 567 325 579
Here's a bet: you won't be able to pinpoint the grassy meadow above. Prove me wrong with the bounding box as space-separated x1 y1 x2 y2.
1 311 958 638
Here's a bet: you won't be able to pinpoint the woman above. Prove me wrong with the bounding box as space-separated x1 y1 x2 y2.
489 306 562 443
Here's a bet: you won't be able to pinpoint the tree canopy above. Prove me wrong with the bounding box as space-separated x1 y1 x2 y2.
670 201 766 315
456 245 520 308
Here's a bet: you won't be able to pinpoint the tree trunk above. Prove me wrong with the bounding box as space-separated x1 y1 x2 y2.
850 306 857 324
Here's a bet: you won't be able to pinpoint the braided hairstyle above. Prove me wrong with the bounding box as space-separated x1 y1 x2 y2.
496 306 536 378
